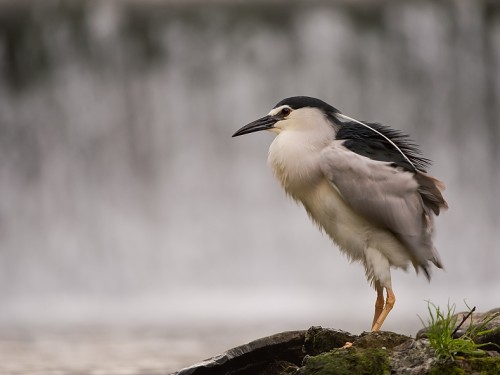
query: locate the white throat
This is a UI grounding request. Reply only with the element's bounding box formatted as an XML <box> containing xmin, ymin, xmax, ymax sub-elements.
<box><xmin>267</xmin><ymin>107</ymin><xmax>336</xmax><ymax>197</ymax></box>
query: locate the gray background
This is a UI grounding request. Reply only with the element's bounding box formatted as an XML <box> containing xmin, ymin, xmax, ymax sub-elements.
<box><xmin>0</xmin><ymin>0</ymin><xmax>499</xmax><ymax>373</ymax></box>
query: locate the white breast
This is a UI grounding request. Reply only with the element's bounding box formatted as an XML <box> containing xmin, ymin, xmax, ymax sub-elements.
<box><xmin>268</xmin><ymin>130</ymin><xmax>324</xmax><ymax>198</ymax></box>
<box><xmin>267</xmin><ymin>129</ymin><xmax>411</xmax><ymax>282</ymax></box>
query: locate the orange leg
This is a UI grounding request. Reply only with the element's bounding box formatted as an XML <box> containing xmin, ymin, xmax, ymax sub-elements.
<box><xmin>372</xmin><ymin>286</ymin><xmax>385</xmax><ymax>329</ymax></box>
<box><xmin>371</xmin><ymin>287</ymin><xmax>396</xmax><ymax>332</ymax></box>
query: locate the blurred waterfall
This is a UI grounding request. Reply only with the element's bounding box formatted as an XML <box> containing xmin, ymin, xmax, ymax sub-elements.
<box><xmin>0</xmin><ymin>0</ymin><xmax>499</xmax><ymax>334</ymax></box>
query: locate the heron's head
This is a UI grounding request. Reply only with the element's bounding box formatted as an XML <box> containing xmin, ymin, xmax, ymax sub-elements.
<box><xmin>232</xmin><ymin>96</ymin><xmax>341</xmax><ymax>137</ymax></box>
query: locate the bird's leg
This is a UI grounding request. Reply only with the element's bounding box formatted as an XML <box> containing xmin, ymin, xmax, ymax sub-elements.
<box><xmin>371</xmin><ymin>286</ymin><xmax>385</xmax><ymax>329</ymax></box>
<box><xmin>371</xmin><ymin>287</ymin><xmax>395</xmax><ymax>332</ymax></box>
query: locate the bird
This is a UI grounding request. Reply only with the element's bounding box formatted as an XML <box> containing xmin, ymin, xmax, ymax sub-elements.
<box><xmin>232</xmin><ymin>96</ymin><xmax>448</xmax><ymax>332</ymax></box>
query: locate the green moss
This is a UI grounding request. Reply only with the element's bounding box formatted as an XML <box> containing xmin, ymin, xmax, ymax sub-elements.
<box><xmin>355</xmin><ymin>331</ymin><xmax>411</xmax><ymax>350</ymax></box>
<box><xmin>429</xmin><ymin>356</ymin><xmax>500</xmax><ymax>374</ymax></box>
<box><xmin>466</xmin><ymin>356</ymin><xmax>500</xmax><ymax>373</ymax></box>
<box><xmin>303</xmin><ymin>327</ymin><xmax>355</xmax><ymax>356</ymax></box>
<box><xmin>429</xmin><ymin>362</ymin><xmax>465</xmax><ymax>375</ymax></box>
<box><xmin>301</xmin><ymin>348</ymin><xmax>389</xmax><ymax>375</ymax></box>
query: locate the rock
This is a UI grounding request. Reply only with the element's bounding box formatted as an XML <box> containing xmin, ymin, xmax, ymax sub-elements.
<box><xmin>297</xmin><ymin>347</ymin><xmax>389</xmax><ymax>375</ymax></box>
<box><xmin>389</xmin><ymin>338</ymin><xmax>437</xmax><ymax>375</ymax></box>
<box><xmin>173</xmin><ymin>310</ymin><xmax>500</xmax><ymax>375</ymax></box>
<box><xmin>172</xmin><ymin>330</ymin><xmax>306</xmax><ymax>375</ymax></box>
<box><xmin>467</xmin><ymin>308</ymin><xmax>500</xmax><ymax>352</ymax></box>
<box><xmin>303</xmin><ymin>326</ymin><xmax>355</xmax><ymax>356</ymax></box>
<box><xmin>354</xmin><ymin>331</ymin><xmax>411</xmax><ymax>350</ymax></box>
<box><xmin>171</xmin><ymin>329</ymin><xmax>415</xmax><ymax>375</ymax></box>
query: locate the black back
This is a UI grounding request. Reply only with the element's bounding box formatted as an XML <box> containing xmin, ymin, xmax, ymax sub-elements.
<box><xmin>336</xmin><ymin>121</ymin><xmax>430</xmax><ymax>172</ymax></box>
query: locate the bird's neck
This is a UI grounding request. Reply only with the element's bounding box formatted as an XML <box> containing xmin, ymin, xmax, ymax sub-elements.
<box><xmin>268</xmin><ymin>128</ymin><xmax>334</xmax><ymax>198</ymax></box>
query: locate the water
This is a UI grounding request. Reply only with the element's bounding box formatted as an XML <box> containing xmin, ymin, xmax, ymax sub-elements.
<box><xmin>0</xmin><ymin>0</ymin><xmax>499</xmax><ymax>373</ymax></box>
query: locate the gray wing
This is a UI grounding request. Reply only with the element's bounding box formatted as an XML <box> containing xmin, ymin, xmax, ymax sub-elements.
<box><xmin>319</xmin><ymin>142</ymin><xmax>446</xmax><ymax>274</ymax></box>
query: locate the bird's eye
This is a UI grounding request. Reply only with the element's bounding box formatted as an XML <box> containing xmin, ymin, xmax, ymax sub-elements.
<box><xmin>281</xmin><ymin>107</ymin><xmax>291</xmax><ymax>116</ymax></box>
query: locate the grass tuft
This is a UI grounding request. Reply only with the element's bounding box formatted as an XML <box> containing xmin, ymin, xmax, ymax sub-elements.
<box><xmin>419</xmin><ymin>301</ymin><xmax>500</xmax><ymax>361</ymax></box>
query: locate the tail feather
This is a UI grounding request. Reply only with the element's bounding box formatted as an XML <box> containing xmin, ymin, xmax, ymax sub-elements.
<box><xmin>414</xmin><ymin>171</ymin><xmax>448</xmax><ymax>215</ymax></box>
<box><xmin>414</xmin><ymin>171</ymin><xmax>447</xmax><ymax>280</ymax></box>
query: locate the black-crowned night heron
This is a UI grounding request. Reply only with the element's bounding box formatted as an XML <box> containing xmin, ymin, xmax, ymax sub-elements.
<box><xmin>232</xmin><ymin>96</ymin><xmax>448</xmax><ymax>331</ymax></box>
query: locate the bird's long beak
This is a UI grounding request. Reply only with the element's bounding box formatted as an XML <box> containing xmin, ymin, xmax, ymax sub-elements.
<box><xmin>232</xmin><ymin>115</ymin><xmax>278</xmax><ymax>137</ymax></box>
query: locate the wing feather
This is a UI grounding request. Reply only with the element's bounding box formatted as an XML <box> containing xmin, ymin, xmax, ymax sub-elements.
<box><xmin>334</xmin><ymin>115</ymin><xmax>431</xmax><ymax>172</ymax></box>
<box><xmin>320</xmin><ymin>142</ymin><xmax>445</xmax><ymax>272</ymax></box>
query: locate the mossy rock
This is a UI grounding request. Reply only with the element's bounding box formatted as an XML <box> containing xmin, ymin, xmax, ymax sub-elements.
<box><xmin>303</xmin><ymin>326</ymin><xmax>356</xmax><ymax>356</ymax></box>
<box><xmin>174</xmin><ymin>322</ymin><xmax>500</xmax><ymax>374</ymax></box>
<box><xmin>429</xmin><ymin>356</ymin><xmax>500</xmax><ymax>375</ymax></box>
<box><xmin>298</xmin><ymin>347</ymin><xmax>389</xmax><ymax>375</ymax></box>
<box><xmin>354</xmin><ymin>331</ymin><xmax>411</xmax><ymax>350</ymax></box>
<box><xmin>466</xmin><ymin>356</ymin><xmax>500</xmax><ymax>373</ymax></box>
<box><xmin>428</xmin><ymin>362</ymin><xmax>465</xmax><ymax>375</ymax></box>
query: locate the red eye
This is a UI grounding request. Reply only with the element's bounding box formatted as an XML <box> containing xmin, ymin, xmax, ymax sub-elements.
<box><xmin>281</xmin><ymin>107</ymin><xmax>291</xmax><ymax>116</ymax></box>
